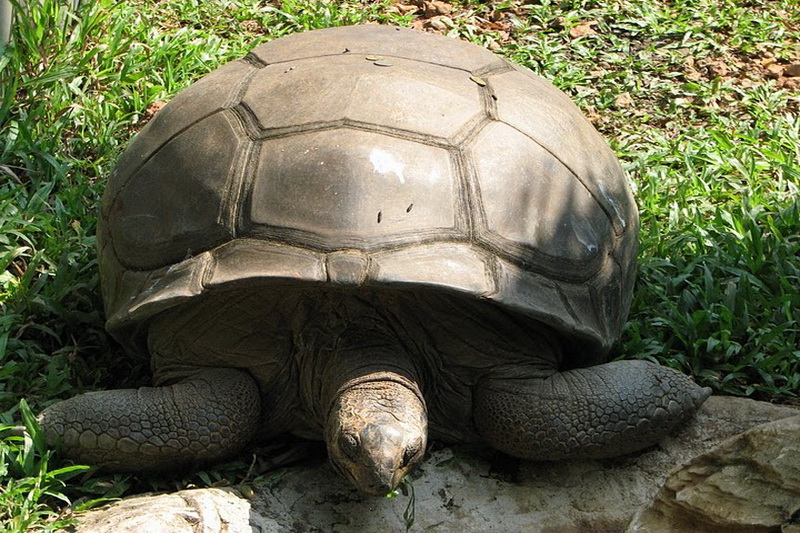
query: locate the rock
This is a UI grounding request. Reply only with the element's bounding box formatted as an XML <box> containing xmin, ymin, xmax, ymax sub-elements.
<box><xmin>628</xmin><ymin>414</ymin><xmax>800</xmax><ymax>533</ymax></box>
<box><xmin>74</xmin><ymin>487</ymin><xmax>265</xmax><ymax>532</ymax></box>
<box><xmin>74</xmin><ymin>397</ymin><xmax>798</xmax><ymax>533</ymax></box>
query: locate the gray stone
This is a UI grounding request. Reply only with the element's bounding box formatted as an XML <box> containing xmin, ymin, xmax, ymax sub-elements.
<box><xmin>74</xmin><ymin>396</ymin><xmax>799</xmax><ymax>532</ymax></box>
<box><xmin>628</xmin><ymin>413</ymin><xmax>800</xmax><ymax>533</ymax></box>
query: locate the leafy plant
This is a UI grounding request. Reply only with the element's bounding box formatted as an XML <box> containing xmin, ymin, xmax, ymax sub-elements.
<box><xmin>386</xmin><ymin>477</ymin><xmax>417</xmax><ymax>531</ymax></box>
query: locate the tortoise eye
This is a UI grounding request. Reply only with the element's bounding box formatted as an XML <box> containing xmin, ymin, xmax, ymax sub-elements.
<box><xmin>402</xmin><ymin>442</ymin><xmax>421</xmax><ymax>467</ymax></box>
<box><xmin>338</xmin><ymin>433</ymin><xmax>360</xmax><ymax>461</ymax></box>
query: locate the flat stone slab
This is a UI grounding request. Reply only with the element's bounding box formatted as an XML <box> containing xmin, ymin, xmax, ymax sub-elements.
<box><xmin>75</xmin><ymin>396</ymin><xmax>799</xmax><ymax>532</ymax></box>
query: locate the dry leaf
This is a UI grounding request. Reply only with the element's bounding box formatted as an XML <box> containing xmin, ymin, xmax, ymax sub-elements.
<box><xmin>391</xmin><ymin>3</ymin><xmax>419</xmax><ymax>15</ymax></box>
<box><xmin>570</xmin><ymin>21</ymin><xmax>597</xmax><ymax>38</ymax></box>
<box><xmin>141</xmin><ymin>101</ymin><xmax>166</xmax><ymax>125</ymax></box>
<box><xmin>704</xmin><ymin>60</ymin><xmax>728</xmax><ymax>78</ymax></box>
<box><xmin>684</xmin><ymin>68</ymin><xmax>703</xmax><ymax>82</ymax></box>
<box><xmin>584</xmin><ymin>105</ymin><xmax>601</xmax><ymax>125</ymax></box>
<box><xmin>760</xmin><ymin>56</ymin><xmax>777</xmax><ymax>67</ymax></box>
<box><xmin>784</xmin><ymin>64</ymin><xmax>800</xmax><ymax>77</ymax></box>
<box><xmin>425</xmin><ymin>16</ymin><xmax>451</xmax><ymax>32</ymax></box>
<box><xmin>778</xmin><ymin>77</ymin><xmax>800</xmax><ymax>90</ymax></box>
<box><xmin>423</xmin><ymin>0</ymin><xmax>452</xmax><ymax>18</ymax></box>
<box><xmin>765</xmin><ymin>63</ymin><xmax>784</xmax><ymax>78</ymax></box>
<box><xmin>614</xmin><ymin>92</ymin><xmax>634</xmax><ymax>108</ymax></box>
<box><xmin>469</xmin><ymin>75</ymin><xmax>487</xmax><ymax>86</ymax></box>
<box><xmin>241</xmin><ymin>20</ymin><xmax>261</xmax><ymax>33</ymax></box>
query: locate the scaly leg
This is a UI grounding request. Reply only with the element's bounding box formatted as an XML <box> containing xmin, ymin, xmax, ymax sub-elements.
<box><xmin>474</xmin><ymin>360</ymin><xmax>710</xmax><ymax>459</ymax></box>
<box><xmin>38</xmin><ymin>368</ymin><xmax>260</xmax><ymax>471</ymax></box>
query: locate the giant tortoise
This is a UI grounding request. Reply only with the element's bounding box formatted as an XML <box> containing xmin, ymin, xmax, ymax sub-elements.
<box><xmin>40</xmin><ymin>25</ymin><xmax>710</xmax><ymax>496</ymax></box>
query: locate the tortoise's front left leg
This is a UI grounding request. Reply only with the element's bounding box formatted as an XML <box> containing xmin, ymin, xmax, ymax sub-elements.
<box><xmin>474</xmin><ymin>360</ymin><xmax>710</xmax><ymax>460</ymax></box>
<box><xmin>38</xmin><ymin>368</ymin><xmax>260</xmax><ymax>471</ymax></box>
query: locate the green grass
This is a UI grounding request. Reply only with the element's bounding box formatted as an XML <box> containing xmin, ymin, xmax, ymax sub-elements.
<box><xmin>1</xmin><ymin>0</ymin><xmax>798</xmax><ymax>528</ymax></box>
<box><xmin>0</xmin><ymin>400</ymin><xmax>94</xmax><ymax>531</ymax></box>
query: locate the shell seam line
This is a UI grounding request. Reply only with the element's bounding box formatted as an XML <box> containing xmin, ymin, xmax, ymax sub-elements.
<box><xmin>449</xmin><ymin>112</ymin><xmax>494</xmax><ymax>147</ymax></box>
<box><xmin>239</xmin><ymin>227</ymin><xmax>467</xmax><ymax>253</ymax></box>
<box><xmin>471</xmin><ymin>60</ymin><xmax>515</xmax><ymax>78</ymax></box>
<box><xmin>113</xmin><ymin>109</ymin><xmax>222</xmax><ymax>197</ymax></box>
<box><xmin>220</xmin><ymin>130</ymin><xmax>258</xmax><ymax>239</ymax></box>
<box><xmin>484</xmin><ymin>253</ymin><xmax>500</xmax><ymax>298</ymax></box>
<box><xmin>226</xmin><ymin>61</ymin><xmax>261</xmax><ymax>107</ymax></box>
<box><xmin>505</xmin><ymin>122</ymin><xmax>622</xmax><ymax>237</ymax></box>
<box><xmin>243</xmin><ymin>51</ymin><xmax>268</xmax><ymax>67</ymax></box>
<box><xmin>555</xmin><ymin>283</ymin><xmax>581</xmax><ymax>326</ymax></box>
<box><xmin>198</xmin><ymin>250</ymin><xmax>216</xmax><ymax>291</ymax></box>
<box><xmin>207</xmin><ymin>236</ymin><xmax>480</xmax><ymax>262</ymax></box>
<box><xmin>474</xmin><ymin>234</ymin><xmax>599</xmax><ymax>284</ymax></box>
<box><xmin>449</xmin><ymin>148</ymin><xmax>480</xmax><ymax>239</ymax></box>
<box><xmin>233</xmin><ymin>112</ymin><xmax>457</xmax><ymax>148</ymax></box>
<box><xmin>243</xmin><ymin>51</ymin><xmax>495</xmax><ymax>75</ymax></box>
<box><xmin>114</xmin><ymin>61</ymin><xmax>259</xmax><ymax>197</ymax></box>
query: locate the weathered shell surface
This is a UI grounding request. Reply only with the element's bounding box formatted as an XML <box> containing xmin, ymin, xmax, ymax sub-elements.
<box><xmin>99</xmin><ymin>25</ymin><xmax>638</xmax><ymax>361</ymax></box>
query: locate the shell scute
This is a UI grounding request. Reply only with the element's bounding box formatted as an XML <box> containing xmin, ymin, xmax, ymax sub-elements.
<box><xmin>469</xmin><ymin>121</ymin><xmax>612</xmax><ymax>278</ymax></box>
<box><xmin>490</xmin><ymin>70</ymin><xmax>633</xmax><ymax>235</ymax></box>
<box><xmin>246</xmin><ymin>129</ymin><xmax>458</xmax><ymax>249</ymax></box>
<box><xmin>108</xmin><ymin>112</ymin><xmax>243</xmax><ymax>271</ymax></box>
<box><xmin>242</xmin><ymin>56</ymin><xmax>483</xmax><ymax>139</ymax></box>
<box><xmin>108</xmin><ymin>60</ymin><xmax>254</xmax><ymax>202</ymax></box>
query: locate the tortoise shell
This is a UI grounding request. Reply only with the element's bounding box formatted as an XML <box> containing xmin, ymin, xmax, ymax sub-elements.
<box><xmin>98</xmin><ymin>24</ymin><xmax>638</xmax><ymax>363</ymax></box>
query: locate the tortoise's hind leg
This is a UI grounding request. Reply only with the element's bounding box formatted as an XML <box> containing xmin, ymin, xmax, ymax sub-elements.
<box><xmin>38</xmin><ymin>368</ymin><xmax>260</xmax><ymax>471</ymax></box>
<box><xmin>474</xmin><ymin>360</ymin><xmax>710</xmax><ymax>460</ymax></box>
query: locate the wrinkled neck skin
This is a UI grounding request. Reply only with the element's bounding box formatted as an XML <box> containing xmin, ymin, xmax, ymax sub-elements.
<box><xmin>315</xmin><ymin>322</ymin><xmax>428</xmax><ymax>496</ymax></box>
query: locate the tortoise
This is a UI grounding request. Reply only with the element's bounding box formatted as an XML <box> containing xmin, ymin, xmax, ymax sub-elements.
<box><xmin>39</xmin><ymin>25</ymin><xmax>710</xmax><ymax>496</ymax></box>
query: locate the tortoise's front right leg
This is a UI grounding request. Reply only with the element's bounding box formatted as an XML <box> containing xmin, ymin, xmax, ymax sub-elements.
<box><xmin>38</xmin><ymin>368</ymin><xmax>260</xmax><ymax>471</ymax></box>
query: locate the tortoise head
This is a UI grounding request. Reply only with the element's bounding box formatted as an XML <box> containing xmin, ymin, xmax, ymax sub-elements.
<box><xmin>325</xmin><ymin>376</ymin><xmax>427</xmax><ymax>496</ymax></box>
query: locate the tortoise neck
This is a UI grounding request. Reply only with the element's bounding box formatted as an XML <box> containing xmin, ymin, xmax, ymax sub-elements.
<box><xmin>323</xmin><ymin>345</ymin><xmax>424</xmax><ymax>417</ymax></box>
<box><xmin>301</xmin><ymin>315</ymin><xmax>425</xmax><ymax>426</ymax></box>
<box><xmin>329</xmin><ymin>371</ymin><xmax>426</xmax><ymax>414</ymax></box>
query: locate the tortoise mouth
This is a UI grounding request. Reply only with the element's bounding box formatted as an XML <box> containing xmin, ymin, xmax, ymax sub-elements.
<box><xmin>329</xmin><ymin>454</ymin><xmax>405</xmax><ymax>497</ymax></box>
<box><xmin>328</xmin><ymin>427</ymin><xmax>424</xmax><ymax>497</ymax></box>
